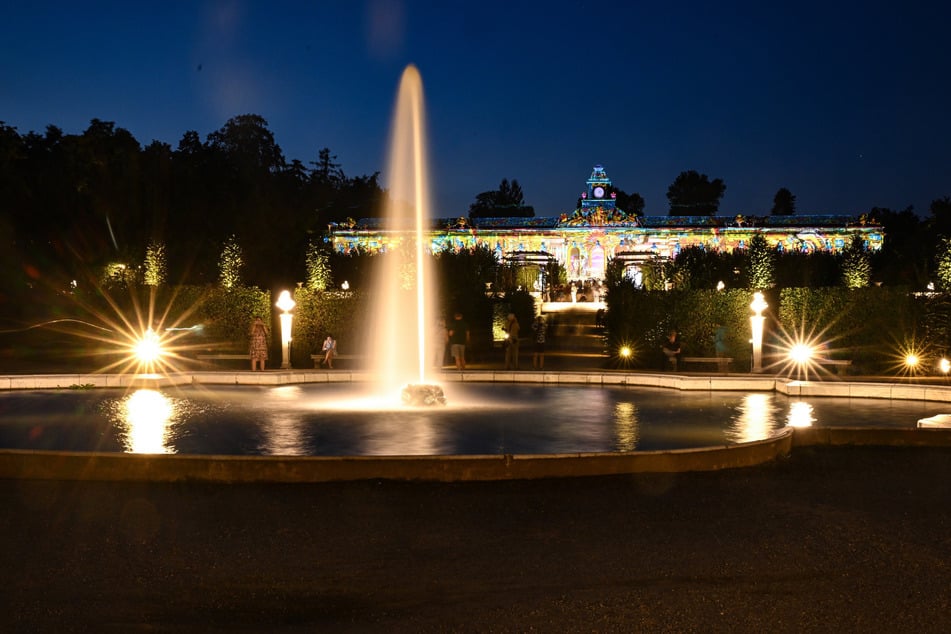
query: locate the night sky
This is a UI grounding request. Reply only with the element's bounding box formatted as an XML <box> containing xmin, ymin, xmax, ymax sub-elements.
<box><xmin>2</xmin><ymin>1</ymin><xmax>949</xmax><ymax>218</ymax></box>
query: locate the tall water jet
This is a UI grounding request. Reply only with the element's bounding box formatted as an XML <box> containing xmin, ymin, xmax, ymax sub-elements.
<box><xmin>368</xmin><ymin>64</ymin><xmax>438</xmax><ymax>399</ymax></box>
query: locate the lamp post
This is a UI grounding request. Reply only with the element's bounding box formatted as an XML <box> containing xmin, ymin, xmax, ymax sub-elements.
<box><xmin>276</xmin><ymin>290</ymin><xmax>296</xmax><ymax>369</ymax></box>
<box><xmin>750</xmin><ymin>292</ymin><xmax>768</xmax><ymax>373</ymax></box>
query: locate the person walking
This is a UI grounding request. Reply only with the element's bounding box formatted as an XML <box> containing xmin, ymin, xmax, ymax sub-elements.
<box><xmin>249</xmin><ymin>317</ymin><xmax>269</xmax><ymax>371</ymax></box>
<box><xmin>531</xmin><ymin>314</ymin><xmax>547</xmax><ymax>370</ymax></box>
<box><xmin>504</xmin><ymin>313</ymin><xmax>521</xmax><ymax>370</ymax></box>
<box><xmin>448</xmin><ymin>312</ymin><xmax>470</xmax><ymax>371</ymax></box>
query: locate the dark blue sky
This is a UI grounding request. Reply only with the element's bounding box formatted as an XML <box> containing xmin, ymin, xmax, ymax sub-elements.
<box><xmin>2</xmin><ymin>1</ymin><xmax>949</xmax><ymax>217</ymax></box>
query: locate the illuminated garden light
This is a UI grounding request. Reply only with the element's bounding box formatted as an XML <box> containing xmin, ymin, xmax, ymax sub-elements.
<box><xmin>750</xmin><ymin>292</ymin><xmax>768</xmax><ymax>373</ymax></box>
<box><xmin>276</xmin><ymin>290</ymin><xmax>297</xmax><ymax>369</ymax></box>
<box><xmin>940</xmin><ymin>358</ymin><xmax>950</xmax><ymax>374</ymax></box>
<box><xmin>788</xmin><ymin>343</ymin><xmax>815</xmax><ymax>365</ymax></box>
<box><xmin>612</xmin><ymin>343</ymin><xmax>636</xmax><ymax>369</ymax></box>
<box><xmin>134</xmin><ymin>327</ymin><xmax>164</xmax><ymax>364</ymax></box>
<box><xmin>889</xmin><ymin>339</ymin><xmax>929</xmax><ymax>376</ymax></box>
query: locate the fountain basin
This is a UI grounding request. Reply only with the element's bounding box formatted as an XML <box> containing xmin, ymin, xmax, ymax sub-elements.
<box><xmin>3</xmin><ymin>372</ymin><xmax>951</xmax><ymax>482</ymax></box>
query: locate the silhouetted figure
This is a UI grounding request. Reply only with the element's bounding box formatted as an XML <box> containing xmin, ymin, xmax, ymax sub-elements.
<box><xmin>531</xmin><ymin>315</ymin><xmax>547</xmax><ymax>370</ymax></box>
<box><xmin>448</xmin><ymin>312</ymin><xmax>470</xmax><ymax>370</ymax></box>
<box><xmin>662</xmin><ymin>329</ymin><xmax>682</xmax><ymax>371</ymax></box>
<box><xmin>504</xmin><ymin>313</ymin><xmax>521</xmax><ymax>370</ymax></box>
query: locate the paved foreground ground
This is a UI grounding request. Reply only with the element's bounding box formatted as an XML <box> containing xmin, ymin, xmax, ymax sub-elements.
<box><xmin>3</xmin><ymin>446</ymin><xmax>951</xmax><ymax>632</ymax></box>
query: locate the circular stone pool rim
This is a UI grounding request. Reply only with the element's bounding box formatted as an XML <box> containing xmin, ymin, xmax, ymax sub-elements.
<box><xmin>3</xmin><ymin>369</ymin><xmax>951</xmax><ymax>483</ymax></box>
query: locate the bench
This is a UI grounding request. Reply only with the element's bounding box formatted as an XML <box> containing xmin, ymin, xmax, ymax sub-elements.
<box><xmin>310</xmin><ymin>354</ymin><xmax>364</xmax><ymax>368</ymax></box>
<box><xmin>681</xmin><ymin>356</ymin><xmax>733</xmax><ymax>373</ymax></box>
<box><xmin>197</xmin><ymin>353</ymin><xmax>249</xmax><ymax>362</ymax></box>
<box><xmin>815</xmin><ymin>358</ymin><xmax>852</xmax><ymax>375</ymax></box>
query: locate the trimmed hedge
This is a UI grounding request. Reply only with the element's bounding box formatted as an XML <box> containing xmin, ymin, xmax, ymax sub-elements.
<box><xmin>605</xmin><ymin>286</ymin><xmax>752</xmax><ymax>370</ymax></box>
<box><xmin>605</xmin><ymin>285</ymin><xmax>951</xmax><ymax>374</ymax></box>
<box><xmin>776</xmin><ymin>287</ymin><xmax>928</xmax><ymax>374</ymax></box>
<box><xmin>289</xmin><ymin>289</ymin><xmax>369</xmax><ymax>366</ymax></box>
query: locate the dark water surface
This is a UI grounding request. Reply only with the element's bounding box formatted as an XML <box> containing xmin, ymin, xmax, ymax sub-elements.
<box><xmin>0</xmin><ymin>383</ymin><xmax>941</xmax><ymax>456</ymax></box>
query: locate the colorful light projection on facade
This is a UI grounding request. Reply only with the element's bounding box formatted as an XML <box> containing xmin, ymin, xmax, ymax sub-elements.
<box><xmin>330</xmin><ymin>166</ymin><xmax>884</xmax><ymax>282</ymax></box>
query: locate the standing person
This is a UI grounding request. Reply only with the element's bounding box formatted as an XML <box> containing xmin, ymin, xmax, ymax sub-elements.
<box><xmin>713</xmin><ymin>324</ymin><xmax>729</xmax><ymax>357</ymax></box>
<box><xmin>432</xmin><ymin>316</ymin><xmax>448</xmax><ymax>369</ymax></box>
<box><xmin>662</xmin><ymin>329</ymin><xmax>682</xmax><ymax>371</ymax></box>
<box><xmin>448</xmin><ymin>312</ymin><xmax>470</xmax><ymax>371</ymax></box>
<box><xmin>249</xmin><ymin>316</ymin><xmax>268</xmax><ymax>371</ymax></box>
<box><xmin>531</xmin><ymin>314</ymin><xmax>547</xmax><ymax>370</ymax></box>
<box><xmin>321</xmin><ymin>334</ymin><xmax>337</xmax><ymax>369</ymax></box>
<box><xmin>504</xmin><ymin>313</ymin><xmax>521</xmax><ymax>370</ymax></box>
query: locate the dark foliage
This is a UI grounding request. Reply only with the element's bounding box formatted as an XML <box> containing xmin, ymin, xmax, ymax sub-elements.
<box><xmin>468</xmin><ymin>178</ymin><xmax>534</xmax><ymax>218</ymax></box>
<box><xmin>771</xmin><ymin>187</ymin><xmax>796</xmax><ymax>215</ymax></box>
<box><xmin>0</xmin><ymin>116</ymin><xmax>385</xmax><ymax>295</ymax></box>
<box><xmin>667</xmin><ymin>170</ymin><xmax>726</xmax><ymax>216</ymax></box>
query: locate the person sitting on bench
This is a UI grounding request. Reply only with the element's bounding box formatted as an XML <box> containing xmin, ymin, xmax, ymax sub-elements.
<box><xmin>662</xmin><ymin>329</ymin><xmax>682</xmax><ymax>371</ymax></box>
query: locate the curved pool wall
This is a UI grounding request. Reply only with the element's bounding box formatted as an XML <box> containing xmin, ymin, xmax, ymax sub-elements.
<box><xmin>6</xmin><ymin>369</ymin><xmax>951</xmax><ymax>403</ymax></box>
<box><xmin>3</xmin><ymin>369</ymin><xmax>951</xmax><ymax>483</ymax></box>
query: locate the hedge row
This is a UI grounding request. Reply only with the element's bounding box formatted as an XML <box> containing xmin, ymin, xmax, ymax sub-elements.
<box><xmin>605</xmin><ymin>286</ymin><xmax>951</xmax><ymax>374</ymax></box>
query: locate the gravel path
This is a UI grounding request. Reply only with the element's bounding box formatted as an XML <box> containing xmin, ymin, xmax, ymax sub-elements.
<box><xmin>3</xmin><ymin>445</ymin><xmax>951</xmax><ymax>632</ymax></box>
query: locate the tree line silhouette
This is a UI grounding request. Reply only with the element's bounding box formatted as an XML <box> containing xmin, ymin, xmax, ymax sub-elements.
<box><xmin>0</xmin><ymin>115</ymin><xmax>385</xmax><ymax>290</ymax></box>
<box><xmin>2</xmin><ymin>114</ymin><xmax>950</xmax><ymax>297</ymax></box>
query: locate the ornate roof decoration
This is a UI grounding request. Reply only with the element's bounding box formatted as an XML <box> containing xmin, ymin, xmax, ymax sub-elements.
<box><xmin>558</xmin><ymin>205</ymin><xmax>640</xmax><ymax>227</ymax></box>
<box><xmin>344</xmin><ymin>214</ymin><xmax>876</xmax><ymax>231</ymax></box>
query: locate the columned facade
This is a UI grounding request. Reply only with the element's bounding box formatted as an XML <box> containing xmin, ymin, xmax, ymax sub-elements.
<box><xmin>330</xmin><ymin>166</ymin><xmax>884</xmax><ymax>284</ymax></box>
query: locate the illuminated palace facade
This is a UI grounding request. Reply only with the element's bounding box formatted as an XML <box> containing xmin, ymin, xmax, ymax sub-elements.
<box><xmin>330</xmin><ymin>165</ymin><xmax>884</xmax><ymax>282</ymax></box>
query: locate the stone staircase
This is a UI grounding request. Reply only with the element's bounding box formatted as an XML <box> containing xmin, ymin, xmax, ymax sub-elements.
<box><xmin>540</xmin><ymin>303</ymin><xmax>607</xmax><ymax>361</ymax></box>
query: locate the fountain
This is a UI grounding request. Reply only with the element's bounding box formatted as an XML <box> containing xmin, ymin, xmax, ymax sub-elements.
<box><xmin>368</xmin><ymin>64</ymin><xmax>444</xmax><ymax>406</ymax></box>
<box><xmin>6</xmin><ymin>67</ymin><xmax>951</xmax><ymax>481</ymax></box>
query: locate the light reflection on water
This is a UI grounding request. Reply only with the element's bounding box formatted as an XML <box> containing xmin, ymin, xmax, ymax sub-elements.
<box><xmin>787</xmin><ymin>401</ymin><xmax>817</xmax><ymax>428</ymax></box>
<box><xmin>727</xmin><ymin>394</ymin><xmax>778</xmax><ymax>444</ymax></box>
<box><xmin>0</xmin><ymin>383</ymin><xmax>942</xmax><ymax>456</ymax></box>
<box><xmin>120</xmin><ymin>389</ymin><xmax>176</xmax><ymax>454</ymax></box>
<box><xmin>614</xmin><ymin>401</ymin><xmax>639</xmax><ymax>452</ymax></box>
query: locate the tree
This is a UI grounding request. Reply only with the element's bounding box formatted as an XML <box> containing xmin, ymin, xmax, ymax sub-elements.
<box><xmin>928</xmin><ymin>196</ymin><xmax>951</xmax><ymax>239</ymax></box>
<box><xmin>77</xmin><ymin>119</ymin><xmax>144</xmax><ymax>260</ymax></box>
<box><xmin>840</xmin><ymin>234</ymin><xmax>871</xmax><ymax>288</ymax></box>
<box><xmin>667</xmin><ymin>247</ymin><xmax>744</xmax><ymax>290</ymax></box>
<box><xmin>305</xmin><ymin>240</ymin><xmax>332</xmax><ymax>291</ymax></box>
<box><xmin>666</xmin><ymin>170</ymin><xmax>725</xmax><ymax>216</ymax></box>
<box><xmin>143</xmin><ymin>240</ymin><xmax>167</xmax><ymax>286</ymax></box>
<box><xmin>497</xmin><ymin>178</ymin><xmax>523</xmax><ymax>207</ymax></box>
<box><xmin>868</xmin><ymin>206</ymin><xmax>929</xmax><ymax>287</ymax></box>
<box><xmin>771</xmin><ymin>188</ymin><xmax>796</xmax><ymax>215</ymax></box>
<box><xmin>218</xmin><ymin>235</ymin><xmax>244</xmax><ymax>289</ymax></box>
<box><xmin>613</xmin><ymin>189</ymin><xmax>645</xmax><ymax>216</ymax></box>
<box><xmin>310</xmin><ymin>147</ymin><xmax>344</xmax><ymax>186</ymax></box>
<box><xmin>468</xmin><ymin>178</ymin><xmax>533</xmax><ymax>218</ymax></box>
<box><xmin>206</xmin><ymin>114</ymin><xmax>284</xmax><ymax>174</ymax></box>
<box><xmin>935</xmin><ymin>237</ymin><xmax>951</xmax><ymax>292</ymax></box>
<box><xmin>746</xmin><ymin>233</ymin><xmax>775</xmax><ymax>289</ymax></box>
